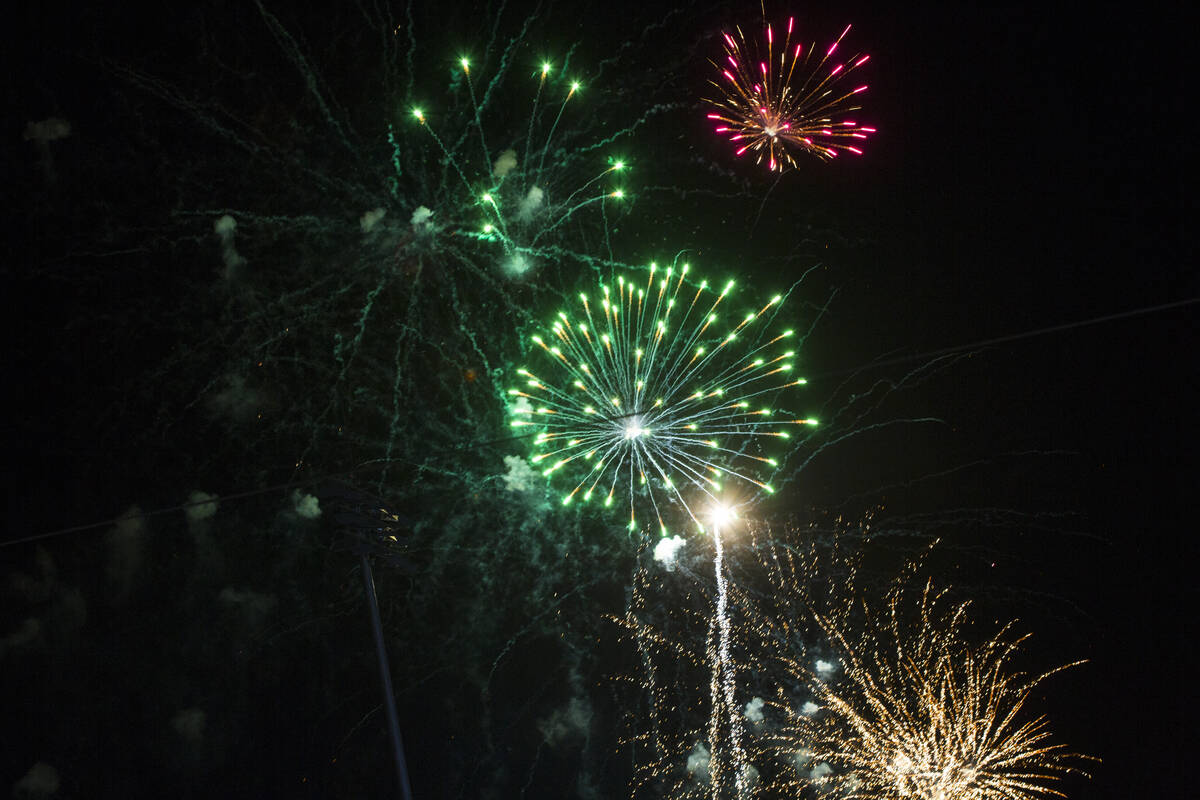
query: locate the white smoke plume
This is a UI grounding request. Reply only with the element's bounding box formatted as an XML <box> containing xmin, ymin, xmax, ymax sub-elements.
<box><xmin>410</xmin><ymin>205</ymin><xmax>433</xmax><ymax>229</ymax></box>
<box><xmin>509</xmin><ymin>395</ymin><xmax>533</xmax><ymax>416</ymax></box>
<box><xmin>185</xmin><ymin>490</ymin><xmax>219</xmax><ymax>523</ymax></box>
<box><xmin>744</xmin><ymin>696</ymin><xmax>765</xmax><ymax>724</ymax></box>
<box><xmin>501</xmin><ymin>252</ymin><xmax>533</xmax><ymax>277</ymax></box>
<box><xmin>517</xmin><ymin>186</ymin><xmax>544</xmax><ymax>220</ymax></box>
<box><xmin>23</xmin><ymin>117</ymin><xmax>71</xmax><ymax>185</ymax></box>
<box><xmin>23</xmin><ymin>118</ymin><xmax>71</xmax><ymax>143</ymax></box>
<box><xmin>537</xmin><ymin>696</ymin><xmax>593</xmax><ymax>747</ymax></box>
<box><xmin>653</xmin><ymin>535</ymin><xmax>686</xmax><ymax>570</ymax></box>
<box><xmin>290</xmin><ymin>489</ymin><xmax>321</xmax><ymax>519</ymax></box>
<box><xmin>502</xmin><ymin>455</ymin><xmax>539</xmax><ymax>494</ymax></box>
<box><xmin>12</xmin><ymin>761</ymin><xmax>59</xmax><ymax>799</ymax></box>
<box><xmin>686</xmin><ymin>742</ymin><xmax>711</xmax><ymax>783</ymax></box>
<box><xmin>360</xmin><ymin>207</ymin><xmax>387</xmax><ymax>233</ymax></box>
<box><xmin>219</xmin><ymin>587</ymin><xmax>278</xmax><ymax>627</ymax></box>
<box><xmin>213</xmin><ymin>214</ymin><xmax>246</xmax><ymax>279</ymax></box>
<box><xmin>210</xmin><ymin>374</ymin><xmax>261</xmax><ymax>422</ymax></box>
<box><xmin>493</xmin><ymin>148</ymin><xmax>518</xmax><ymax>177</ymax></box>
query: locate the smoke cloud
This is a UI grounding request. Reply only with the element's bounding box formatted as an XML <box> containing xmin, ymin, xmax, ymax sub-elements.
<box><xmin>493</xmin><ymin>148</ymin><xmax>517</xmax><ymax>177</ymax></box>
<box><xmin>213</xmin><ymin>215</ymin><xmax>246</xmax><ymax>279</ymax></box>
<box><xmin>502</xmin><ymin>455</ymin><xmax>540</xmax><ymax>494</ymax></box>
<box><xmin>653</xmin><ymin>535</ymin><xmax>687</xmax><ymax>570</ymax></box>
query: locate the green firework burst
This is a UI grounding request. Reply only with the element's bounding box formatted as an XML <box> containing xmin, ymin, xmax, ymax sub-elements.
<box><xmin>509</xmin><ymin>260</ymin><xmax>815</xmax><ymax>534</ymax></box>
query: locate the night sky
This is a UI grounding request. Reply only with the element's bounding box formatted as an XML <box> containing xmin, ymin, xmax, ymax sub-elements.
<box><xmin>4</xmin><ymin>1</ymin><xmax>1189</xmax><ymax>798</ymax></box>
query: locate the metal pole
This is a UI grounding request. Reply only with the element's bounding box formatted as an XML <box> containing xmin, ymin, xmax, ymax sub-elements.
<box><xmin>360</xmin><ymin>552</ymin><xmax>414</xmax><ymax>799</ymax></box>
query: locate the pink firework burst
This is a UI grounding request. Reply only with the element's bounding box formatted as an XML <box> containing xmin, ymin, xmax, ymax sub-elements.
<box><xmin>705</xmin><ymin>18</ymin><xmax>875</xmax><ymax>171</ymax></box>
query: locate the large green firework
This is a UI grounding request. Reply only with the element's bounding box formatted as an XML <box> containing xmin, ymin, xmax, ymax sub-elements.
<box><xmin>509</xmin><ymin>260</ymin><xmax>815</xmax><ymax>534</ymax></box>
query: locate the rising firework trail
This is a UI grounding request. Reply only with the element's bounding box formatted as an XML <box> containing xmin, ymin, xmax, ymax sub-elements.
<box><xmin>704</xmin><ymin>506</ymin><xmax>749</xmax><ymax>799</ymax></box>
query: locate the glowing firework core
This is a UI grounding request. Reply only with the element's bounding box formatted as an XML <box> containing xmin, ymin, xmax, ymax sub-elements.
<box><xmin>706</xmin><ymin>502</ymin><xmax>736</xmax><ymax>529</ymax></box>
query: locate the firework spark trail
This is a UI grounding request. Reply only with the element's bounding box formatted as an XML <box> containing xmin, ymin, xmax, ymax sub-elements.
<box><xmin>706</xmin><ymin>17</ymin><xmax>875</xmax><ymax>171</ymax></box>
<box><xmin>709</xmin><ymin>523</ymin><xmax>748</xmax><ymax>799</ymax></box>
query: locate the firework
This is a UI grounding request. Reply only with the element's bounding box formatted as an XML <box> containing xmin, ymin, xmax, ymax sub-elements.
<box><xmin>706</xmin><ymin>18</ymin><xmax>875</xmax><ymax>171</ymax></box>
<box><xmin>745</xmin><ymin>542</ymin><xmax>1092</xmax><ymax>798</ymax></box>
<box><xmin>411</xmin><ymin>61</ymin><xmax>628</xmax><ymax>276</ymax></box>
<box><xmin>509</xmin><ymin>261</ymin><xmax>813</xmax><ymax>533</ymax></box>
<box><xmin>799</xmin><ymin>583</ymin><xmax>1090</xmax><ymax>798</ymax></box>
<box><xmin>618</xmin><ymin>531</ymin><xmax>1091</xmax><ymax>799</ymax></box>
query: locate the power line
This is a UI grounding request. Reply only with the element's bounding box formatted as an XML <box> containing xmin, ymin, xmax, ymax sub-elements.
<box><xmin>8</xmin><ymin>295</ymin><xmax>1194</xmax><ymax>549</ymax></box>
<box><xmin>817</xmin><ymin>296</ymin><xmax>1198</xmax><ymax>379</ymax></box>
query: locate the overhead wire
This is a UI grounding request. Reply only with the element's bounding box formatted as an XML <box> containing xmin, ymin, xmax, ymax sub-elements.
<box><xmin>7</xmin><ymin>295</ymin><xmax>1193</xmax><ymax>549</ymax></box>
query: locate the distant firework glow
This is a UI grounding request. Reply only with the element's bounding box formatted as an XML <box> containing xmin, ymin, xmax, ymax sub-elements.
<box><xmin>706</xmin><ymin>18</ymin><xmax>875</xmax><ymax>171</ymax></box>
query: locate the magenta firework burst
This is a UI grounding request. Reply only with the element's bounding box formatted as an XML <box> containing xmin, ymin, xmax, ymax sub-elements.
<box><xmin>706</xmin><ymin>18</ymin><xmax>875</xmax><ymax>171</ymax></box>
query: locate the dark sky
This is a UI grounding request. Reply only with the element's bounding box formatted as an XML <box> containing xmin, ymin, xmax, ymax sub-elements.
<box><xmin>3</xmin><ymin>1</ymin><xmax>1190</xmax><ymax>798</ymax></box>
